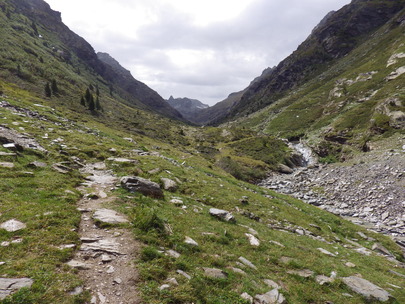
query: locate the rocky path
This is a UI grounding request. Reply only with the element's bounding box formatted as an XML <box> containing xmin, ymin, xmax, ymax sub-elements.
<box><xmin>68</xmin><ymin>162</ymin><xmax>141</xmax><ymax>304</ymax></box>
<box><xmin>260</xmin><ymin>137</ymin><xmax>405</xmax><ymax>252</ymax></box>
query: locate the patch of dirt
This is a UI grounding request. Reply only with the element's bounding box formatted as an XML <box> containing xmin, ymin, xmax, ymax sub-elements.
<box><xmin>72</xmin><ymin>162</ymin><xmax>142</xmax><ymax>304</ymax></box>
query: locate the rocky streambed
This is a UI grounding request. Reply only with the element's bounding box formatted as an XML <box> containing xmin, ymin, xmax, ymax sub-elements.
<box><xmin>260</xmin><ymin>138</ymin><xmax>405</xmax><ymax>252</ymax></box>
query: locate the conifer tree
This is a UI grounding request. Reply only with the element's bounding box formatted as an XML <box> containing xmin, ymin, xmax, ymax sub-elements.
<box><xmin>80</xmin><ymin>96</ymin><xmax>86</xmax><ymax>106</ymax></box>
<box><xmin>45</xmin><ymin>82</ymin><xmax>51</xmax><ymax>97</ymax></box>
<box><xmin>51</xmin><ymin>79</ymin><xmax>59</xmax><ymax>95</ymax></box>
<box><xmin>88</xmin><ymin>94</ymin><xmax>95</xmax><ymax>111</ymax></box>
<box><xmin>85</xmin><ymin>88</ymin><xmax>91</xmax><ymax>103</ymax></box>
<box><xmin>95</xmin><ymin>96</ymin><xmax>101</xmax><ymax>110</ymax></box>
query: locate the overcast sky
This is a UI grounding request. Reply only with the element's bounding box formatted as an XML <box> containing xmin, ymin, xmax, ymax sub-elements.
<box><xmin>46</xmin><ymin>0</ymin><xmax>350</xmax><ymax>106</ymax></box>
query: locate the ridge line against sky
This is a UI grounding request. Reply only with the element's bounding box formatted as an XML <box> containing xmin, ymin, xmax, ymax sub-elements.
<box><xmin>46</xmin><ymin>0</ymin><xmax>351</xmax><ymax>106</ymax></box>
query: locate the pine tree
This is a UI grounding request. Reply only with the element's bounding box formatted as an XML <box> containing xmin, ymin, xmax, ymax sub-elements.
<box><xmin>51</xmin><ymin>79</ymin><xmax>59</xmax><ymax>95</ymax></box>
<box><xmin>45</xmin><ymin>83</ymin><xmax>51</xmax><ymax>97</ymax></box>
<box><xmin>80</xmin><ymin>96</ymin><xmax>86</xmax><ymax>106</ymax></box>
<box><xmin>88</xmin><ymin>94</ymin><xmax>95</xmax><ymax>111</ymax></box>
<box><xmin>85</xmin><ymin>88</ymin><xmax>91</xmax><ymax>103</ymax></box>
<box><xmin>96</xmin><ymin>86</ymin><xmax>100</xmax><ymax>97</ymax></box>
<box><xmin>95</xmin><ymin>96</ymin><xmax>101</xmax><ymax>110</ymax></box>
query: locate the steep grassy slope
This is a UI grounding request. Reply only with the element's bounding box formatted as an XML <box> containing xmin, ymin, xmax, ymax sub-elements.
<box><xmin>0</xmin><ymin>0</ymin><xmax>183</xmax><ymax>120</ymax></box>
<box><xmin>229</xmin><ymin>6</ymin><xmax>405</xmax><ymax>162</ymax></box>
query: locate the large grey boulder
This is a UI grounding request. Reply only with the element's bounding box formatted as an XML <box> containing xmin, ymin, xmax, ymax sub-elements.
<box><xmin>121</xmin><ymin>176</ymin><xmax>164</xmax><ymax>199</ymax></box>
<box><xmin>342</xmin><ymin>276</ymin><xmax>391</xmax><ymax>302</ymax></box>
<box><xmin>209</xmin><ymin>208</ymin><xmax>235</xmax><ymax>222</ymax></box>
<box><xmin>0</xmin><ymin>278</ymin><xmax>34</xmax><ymax>300</ymax></box>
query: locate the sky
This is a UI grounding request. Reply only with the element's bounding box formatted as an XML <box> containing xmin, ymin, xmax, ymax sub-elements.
<box><xmin>45</xmin><ymin>0</ymin><xmax>351</xmax><ymax>106</ymax></box>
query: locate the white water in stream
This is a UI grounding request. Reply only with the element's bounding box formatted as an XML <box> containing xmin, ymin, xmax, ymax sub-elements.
<box><xmin>289</xmin><ymin>142</ymin><xmax>318</xmax><ymax>167</ymax></box>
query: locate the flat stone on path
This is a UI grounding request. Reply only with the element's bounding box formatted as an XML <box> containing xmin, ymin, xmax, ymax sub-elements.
<box><xmin>80</xmin><ymin>238</ymin><xmax>125</xmax><ymax>255</ymax></box>
<box><xmin>0</xmin><ymin>219</ymin><xmax>26</xmax><ymax>232</ymax></box>
<box><xmin>0</xmin><ymin>278</ymin><xmax>34</xmax><ymax>300</ymax></box>
<box><xmin>342</xmin><ymin>276</ymin><xmax>391</xmax><ymax>302</ymax></box>
<box><xmin>67</xmin><ymin>260</ymin><xmax>91</xmax><ymax>270</ymax></box>
<box><xmin>93</xmin><ymin>209</ymin><xmax>129</xmax><ymax>225</ymax></box>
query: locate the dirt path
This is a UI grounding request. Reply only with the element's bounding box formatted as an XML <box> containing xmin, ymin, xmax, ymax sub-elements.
<box><xmin>70</xmin><ymin>162</ymin><xmax>141</xmax><ymax>304</ymax></box>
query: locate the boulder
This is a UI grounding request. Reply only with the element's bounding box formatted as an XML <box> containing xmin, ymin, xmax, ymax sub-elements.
<box><xmin>342</xmin><ymin>276</ymin><xmax>391</xmax><ymax>302</ymax></box>
<box><xmin>161</xmin><ymin>178</ymin><xmax>178</xmax><ymax>192</ymax></box>
<box><xmin>121</xmin><ymin>176</ymin><xmax>164</xmax><ymax>199</ymax></box>
<box><xmin>278</xmin><ymin>164</ymin><xmax>294</xmax><ymax>174</ymax></box>
<box><xmin>209</xmin><ymin>208</ymin><xmax>235</xmax><ymax>222</ymax></box>
<box><xmin>245</xmin><ymin>233</ymin><xmax>260</xmax><ymax>246</ymax></box>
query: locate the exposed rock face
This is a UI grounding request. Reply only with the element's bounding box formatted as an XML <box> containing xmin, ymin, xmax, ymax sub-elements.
<box><xmin>166</xmin><ymin>96</ymin><xmax>209</xmax><ymax>122</ymax></box>
<box><xmin>121</xmin><ymin>176</ymin><xmax>164</xmax><ymax>199</ymax></box>
<box><xmin>342</xmin><ymin>276</ymin><xmax>391</xmax><ymax>302</ymax></box>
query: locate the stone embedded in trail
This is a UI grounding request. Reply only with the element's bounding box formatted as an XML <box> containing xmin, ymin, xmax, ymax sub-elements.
<box><xmin>203</xmin><ymin>268</ymin><xmax>228</xmax><ymax>279</ymax></box>
<box><xmin>93</xmin><ymin>209</ymin><xmax>129</xmax><ymax>225</ymax></box>
<box><xmin>209</xmin><ymin>208</ymin><xmax>235</xmax><ymax>222</ymax></box>
<box><xmin>238</xmin><ymin>256</ymin><xmax>257</xmax><ymax>270</ymax></box>
<box><xmin>342</xmin><ymin>276</ymin><xmax>391</xmax><ymax>302</ymax></box>
<box><xmin>0</xmin><ymin>219</ymin><xmax>26</xmax><ymax>232</ymax></box>
<box><xmin>121</xmin><ymin>176</ymin><xmax>164</xmax><ymax>199</ymax></box>
<box><xmin>0</xmin><ymin>278</ymin><xmax>34</xmax><ymax>300</ymax></box>
<box><xmin>67</xmin><ymin>260</ymin><xmax>90</xmax><ymax>270</ymax></box>
<box><xmin>254</xmin><ymin>288</ymin><xmax>286</xmax><ymax>304</ymax></box>
<box><xmin>246</xmin><ymin>233</ymin><xmax>260</xmax><ymax>246</ymax></box>
<box><xmin>80</xmin><ymin>238</ymin><xmax>125</xmax><ymax>255</ymax></box>
<box><xmin>161</xmin><ymin>178</ymin><xmax>178</xmax><ymax>192</ymax></box>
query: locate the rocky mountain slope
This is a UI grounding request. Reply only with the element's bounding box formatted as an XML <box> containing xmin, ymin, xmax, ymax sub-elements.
<box><xmin>0</xmin><ymin>0</ymin><xmax>182</xmax><ymax>121</ymax></box>
<box><xmin>215</xmin><ymin>0</ymin><xmax>405</xmax><ymax>124</ymax></box>
<box><xmin>166</xmin><ymin>96</ymin><xmax>208</xmax><ymax>122</ymax></box>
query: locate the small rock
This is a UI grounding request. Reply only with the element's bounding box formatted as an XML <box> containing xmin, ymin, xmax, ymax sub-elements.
<box><xmin>279</xmin><ymin>257</ymin><xmax>292</xmax><ymax>264</ymax></box>
<box><xmin>69</xmin><ymin>286</ymin><xmax>83</xmax><ymax>296</ymax></box>
<box><xmin>166</xmin><ymin>278</ymin><xmax>179</xmax><ymax>286</ymax></box>
<box><xmin>318</xmin><ymin>248</ymin><xmax>337</xmax><ymax>257</ymax></box>
<box><xmin>372</xmin><ymin>243</ymin><xmax>393</xmax><ymax>257</ymax></box>
<box><xmin>345</xmin><ymin>262</ymin><xmax>356</xmax><ymax>268</ymax></box>
<box><xmin>238</xmin><ymin>256</ymin><xmax>257</xmax><ymax>270</ymax></box>
<box><xmin>0</xmin><ymin>162</ymin><xmax>14</xmax><ymax>168</ymax></box>
<box><xmin>159</xmin><ymin>284</ymin><xmax>171</xmax><ymax>291</ymax></box>
<box><xmin>246</xmin><ymin>233</ymin><xmax>260</xmax><ymax>246</ymax></box>
<box><xmin>316</xmin><ymin>275</ymin><xmax>334</xmax><ymax>285</ymax></box>
<box><xmin>66</xmin><ymin>260</ymin><xmax>90</xmax><ymax>270</ymax></box>
<box><xmin>185</xmin><ymin>236</ymin><xmax>198</xmax><ymax>246</ymax></box>
<box><xmin>203</xmin><ymin>267</ymin><xmax>228</xmax><ymax>279</ymax></box>
<box><xmin>342</xmin><ymin>276</ymin><xmax>391</xmax><ymax>302</ymax></box>
<box><xmin>241</xmin><ymin>292</ymin><xmax>254</xmax><ymax>303</ymax></box>
<box><xmin>28</xmin><ymin>161</ymin><xmax>47</xmax><ymax>168</ymax></box>
<box><xmin>0</xmin><ymin>219</ymin><xmax>27</xmax><ymax>232</ymax></box>
<box><xmin>113</xmin><ymin>278</ymin><xmax>122</xmax><ymax>284</ymax></box>
<box><xmin>93</xmin><ymin>209</ymin><xmax>129</xmax><ymax>224</ymax></box>
<box><xmin>254</xmin><ymin>288</ymin><xmax>286</xmax><ymax>304</ymax></box>
<box><xmin>278</xmin><ymin>164</ymin><xmax>293</xmax><ymax>174</ymax></box>
<box><xmin>176</xmin><ymin>269</ymin><xmax>191</xmax><ymax>280</ymax></box>
<box><xmin>264</xmin><ymin>279</ymin><xmax>280</xmax><ymax>289</ymax></box>
<box><xmin>106</xmin><ymin>265</ymin><xmax>115</xmax><ymax>274</ymax></box>
<box><xmin>161</xmin><ymin>178</ymin><xmax>178</xmax><ymax>192</ymax></box>
<box><xmin>166</xmin><ymin>250</ymin><xmax>181</xmax><ymax>259</ymax></box>
<box><xmin>97</xmin><ymin>292</ymin><xmax>106</xmax><ymax>304</ymax></box>
<box><xmin>170</xmin><ymin>199</ymin><xmax>183</xmax><ymax>206</ymax></box>
<box><xmin>101</xmin><ymin>254</ymin><xmax>113</xmax><ymax>263</ymax></box>
<box><xmin>148</xmin><ymin>168</ymin><xmax>161</xmax><ymax>174</ymax></box>
<box><xmin>270</xmin><ymin>240</ymin><xmax>285</xmax><ymax>248</ymax></box>
<box><xmin>287</xmin><ymin>269</ymin><xmax>314</xmax><ymax>278</ymax></box>
<box><xmin>228</xmin><ymin>267</ymin><xmax>247</xmax><ymax>275</ymax></box>
<box><xmin>209</xmin><ymin>208</ymin><xmax>235</xmax><ymax>222</ymax></box>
